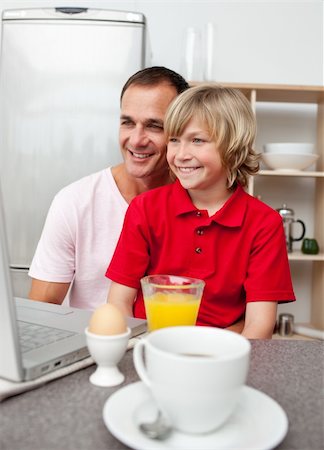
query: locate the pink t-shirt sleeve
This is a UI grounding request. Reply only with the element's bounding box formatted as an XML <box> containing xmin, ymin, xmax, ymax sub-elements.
<box><xmin>28</xmin><ymin>194</ymin><xmax>75</xmax><ymax>283</ymax></box>
<box><xmin>106</xmin><ymin>198</ymin><xmax>149</xmax><ymax>289</ymax></box>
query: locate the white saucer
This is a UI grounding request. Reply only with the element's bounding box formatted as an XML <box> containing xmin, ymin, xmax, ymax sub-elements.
<box><xmin>103</xmin><ymin>381</ymin><xmax>288</xmax><ymax>450</ymax></box>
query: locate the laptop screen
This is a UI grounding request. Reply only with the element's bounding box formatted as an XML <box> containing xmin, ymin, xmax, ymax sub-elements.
<box><xmin>0</xmin><ymin>181</ymin><xmax>24</xmax><ymax>381</ymax></box>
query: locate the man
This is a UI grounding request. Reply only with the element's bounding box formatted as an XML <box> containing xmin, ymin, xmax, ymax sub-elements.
<box><xmin>28</xmin><ymin>67</ymin><xmax>189</xmax><ymax>309</ymax></box>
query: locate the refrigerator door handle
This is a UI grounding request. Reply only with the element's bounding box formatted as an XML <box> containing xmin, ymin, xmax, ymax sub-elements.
<box><xmin>55</xmin><ymin>7</ymin><xmax>88</xmax><ymax>15</ymax></box>
<box><xmin>10</xmin><ymin>265</ymin><xmax>30</xmax><ymax>270</ymax></box>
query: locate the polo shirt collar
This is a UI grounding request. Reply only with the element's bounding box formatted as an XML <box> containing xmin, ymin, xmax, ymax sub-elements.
<box><xmin>172</xmin><ymin>180</ymin><xmax>247</xmax><ymax>228</ymax></box>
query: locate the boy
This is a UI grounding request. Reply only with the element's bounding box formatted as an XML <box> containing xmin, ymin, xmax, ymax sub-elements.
<box><xmin>106</xmin><ymin>84</ymin><xmax>295</xmax><ymax>339</ymax></box>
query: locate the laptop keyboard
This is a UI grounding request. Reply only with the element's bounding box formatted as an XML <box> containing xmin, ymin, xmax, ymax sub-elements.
<box><xmin>18</xmin><ymin>321</ymin><xmax>76</xmax><ymax>353</ymax></box>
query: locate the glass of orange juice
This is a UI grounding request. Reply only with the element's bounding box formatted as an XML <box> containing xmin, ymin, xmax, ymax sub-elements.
<box><xmin>140</xmin><ymin>275</ymin><xmax>205</xmax><ymax>331</ymax></box>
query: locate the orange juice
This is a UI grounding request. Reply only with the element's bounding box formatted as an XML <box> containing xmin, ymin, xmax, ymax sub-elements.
<box><xmin>144</xmin><ymin>292</ymin><xmax>201</xmax><ymax>331</ymax></box>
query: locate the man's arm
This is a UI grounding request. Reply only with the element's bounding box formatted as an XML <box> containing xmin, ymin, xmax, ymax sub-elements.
<box><xmin>107</xmin><ymin>282</ymin><xmax>137</xmax><ymax>317</ymax></box>
<box><xmin>28</xmin><ymin>191</ymin><xmax>77</xmax><ymax>305</ymax></box>
<box><xmin>29</xmin><ymin>279</ymin><xmax>70</xmax><ymax>305</ymax></box>
<box><xmin>241</xmin><ymin>301</ymin><xmax>277</xmax><ymax>339</ymax></box>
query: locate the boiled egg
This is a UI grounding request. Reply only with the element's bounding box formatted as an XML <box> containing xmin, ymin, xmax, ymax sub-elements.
<box><xmin>88</xmin><ymin>303</ymin><xmax>127</xmax><ymax>336</ymax></box>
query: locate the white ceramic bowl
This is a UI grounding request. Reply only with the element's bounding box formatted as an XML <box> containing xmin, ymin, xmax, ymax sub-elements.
<box><xmin>263</xmin><ymin>143</ymin><xmax>314</xmax><ymax>155</ymax></box>
<box><xmin>261</xmin><ymin>152</ymin><xmax>319</xmax><ymax>171</ymax></box>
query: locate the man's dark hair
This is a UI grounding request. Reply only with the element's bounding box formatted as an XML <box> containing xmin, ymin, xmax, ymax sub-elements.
<box><xmin>120</xmin><ymin>66</ymin><xmax>189</xmax><ymax>101</ymax></box>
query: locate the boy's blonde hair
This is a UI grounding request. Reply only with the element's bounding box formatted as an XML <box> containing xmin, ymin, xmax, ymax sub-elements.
<box><xmin>164</xmin><ymin>84</ymin><xmax>259</xmax><ymax>188</ymax></box>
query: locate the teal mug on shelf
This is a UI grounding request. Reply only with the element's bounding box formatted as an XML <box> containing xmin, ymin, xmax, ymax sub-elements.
<box><xmin>301</xmin><ymin>238</ymin><xmax>319</xmax><ymax>255</ymax></box>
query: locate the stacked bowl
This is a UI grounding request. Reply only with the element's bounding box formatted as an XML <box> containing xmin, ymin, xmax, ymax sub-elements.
<box><xmin>261</xmin><ymin>143</ymin><xmax>318</xmax><ymax>172</ymax></box>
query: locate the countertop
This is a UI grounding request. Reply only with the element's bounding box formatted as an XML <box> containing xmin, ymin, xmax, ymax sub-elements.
<box><xmin>0</xmin><ymin>339</ymin><xmax>323</xmax><ymax>450</ymax></box>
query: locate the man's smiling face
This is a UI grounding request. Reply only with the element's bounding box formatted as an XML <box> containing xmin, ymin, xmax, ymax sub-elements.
<box><xmin>119</xmin><ymin>83</ymin><xmax>178</xmax><ymax>180</ymax></box>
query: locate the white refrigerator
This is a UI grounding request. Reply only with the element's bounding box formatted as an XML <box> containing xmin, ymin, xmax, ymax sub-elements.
<box><xmin>0</xmin><ymin>7</ymin><xmax>146</xmax><ymax>295</ymax></box>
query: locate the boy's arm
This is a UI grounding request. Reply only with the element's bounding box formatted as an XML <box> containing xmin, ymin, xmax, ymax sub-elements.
<box><xmin>226</xmin><ymin>318</ymin><xmax>245</xmax><ymax>334</ymax></box>
<box><xmin>107</xmin><ymin>282</ymin><xmax>137</xmax><ymax>317</ymax></box>
<box><xmin>241</xmin><ymin>301</ymin><xmax>277</xmax><ymax>339</ymax></box>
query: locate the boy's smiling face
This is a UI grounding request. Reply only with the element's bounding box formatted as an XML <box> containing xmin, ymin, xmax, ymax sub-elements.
<box><xmin>167</xmin><ymin>118</ymin><xmax>228</xmax><ymax>194</ymax></box>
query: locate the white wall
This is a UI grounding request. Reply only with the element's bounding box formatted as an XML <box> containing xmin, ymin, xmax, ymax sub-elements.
<box><xmin>0</xmin><ymin>0</ymin><xmax>322</xmax><ymax>322</ymax></box>
<box><xmin>139</xmin><ymin>0</ymin><xmax>323</xmax><ymax>85</ymax></box>
<box><xmin>0</xmin><ymin>0</ymin><xmax>322</xmax><ymax>85</ymax></box>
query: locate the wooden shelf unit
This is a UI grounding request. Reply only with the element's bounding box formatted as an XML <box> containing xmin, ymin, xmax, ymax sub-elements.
<box><xmin>192</xmin><ymin>82</ymin><xmax>324</xmax><ymax>330</ymax></box>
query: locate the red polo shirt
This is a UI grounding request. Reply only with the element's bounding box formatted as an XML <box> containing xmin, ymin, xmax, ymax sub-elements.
<box><xmin>106</xmin><ymin>181</ymin><xmax>295</xmax><ymax>328</ymax></box>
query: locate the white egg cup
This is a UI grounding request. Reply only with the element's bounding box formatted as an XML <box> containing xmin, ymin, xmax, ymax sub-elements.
<box><xmin>85</xmin><ymin>327</ymin><xmax>131</xmax><ymax>387</ymax></box>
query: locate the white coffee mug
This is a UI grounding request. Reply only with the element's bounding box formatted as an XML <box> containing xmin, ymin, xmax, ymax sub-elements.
<box><xmin>133</xmin><ymin>326</ymin><xmax>251</xmax><ymax>434</ymax></box>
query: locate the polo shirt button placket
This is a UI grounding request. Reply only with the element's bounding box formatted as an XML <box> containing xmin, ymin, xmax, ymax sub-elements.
<box><xmin>195</xmin><ymin>211</ymin><xmax>203</xmax><ymax>254</ymax></box>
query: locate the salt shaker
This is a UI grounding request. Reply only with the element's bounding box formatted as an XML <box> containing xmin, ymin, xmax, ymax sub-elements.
<box><xmin>277</xmin><ymin>313</ymin><xmax>294</xmax><ymax>337</ymax></box>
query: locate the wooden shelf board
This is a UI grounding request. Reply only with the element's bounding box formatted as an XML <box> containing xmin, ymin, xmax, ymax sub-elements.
<box><xmin>272</xmin><ymin>333</ymin><xmax>315</xmax><ymax>341</ymax></box>
<box><xmin>288</xmin><ymin>251</ymin><xmax>324</xmax><ymax>261</ymax></box>
<box><xmin>273</xmin><ymin>323</ymin><xmax>324</xmax><ymax>340</ymax></box>
<box><xmin>190</xmin><ymin>82</ymin><xmax>324</xmax><ymax>104</ymax></box>
<box><xmin>258</xmin><ymin>170</ymin><xmax>324</xmax><ymax>177</ymax></box>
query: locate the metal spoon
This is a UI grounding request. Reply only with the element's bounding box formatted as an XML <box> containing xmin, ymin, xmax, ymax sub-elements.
<box><xmin>139</xmin><ymin>410</ymin><xmax>172</xmax><ymax>440</ymax></box>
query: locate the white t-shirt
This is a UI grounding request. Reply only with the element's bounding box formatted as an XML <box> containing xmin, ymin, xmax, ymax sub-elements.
<box><xmin>29</xmin><ymin>168</ymin><xmax>128</xmax><ymax>310</ymax></box>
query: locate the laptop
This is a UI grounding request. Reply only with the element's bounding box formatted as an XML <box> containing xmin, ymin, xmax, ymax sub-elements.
<box><xmin>0</xmin><ymin>186</ymin><xmax>147</xmax><ymax>383</ymax></box>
